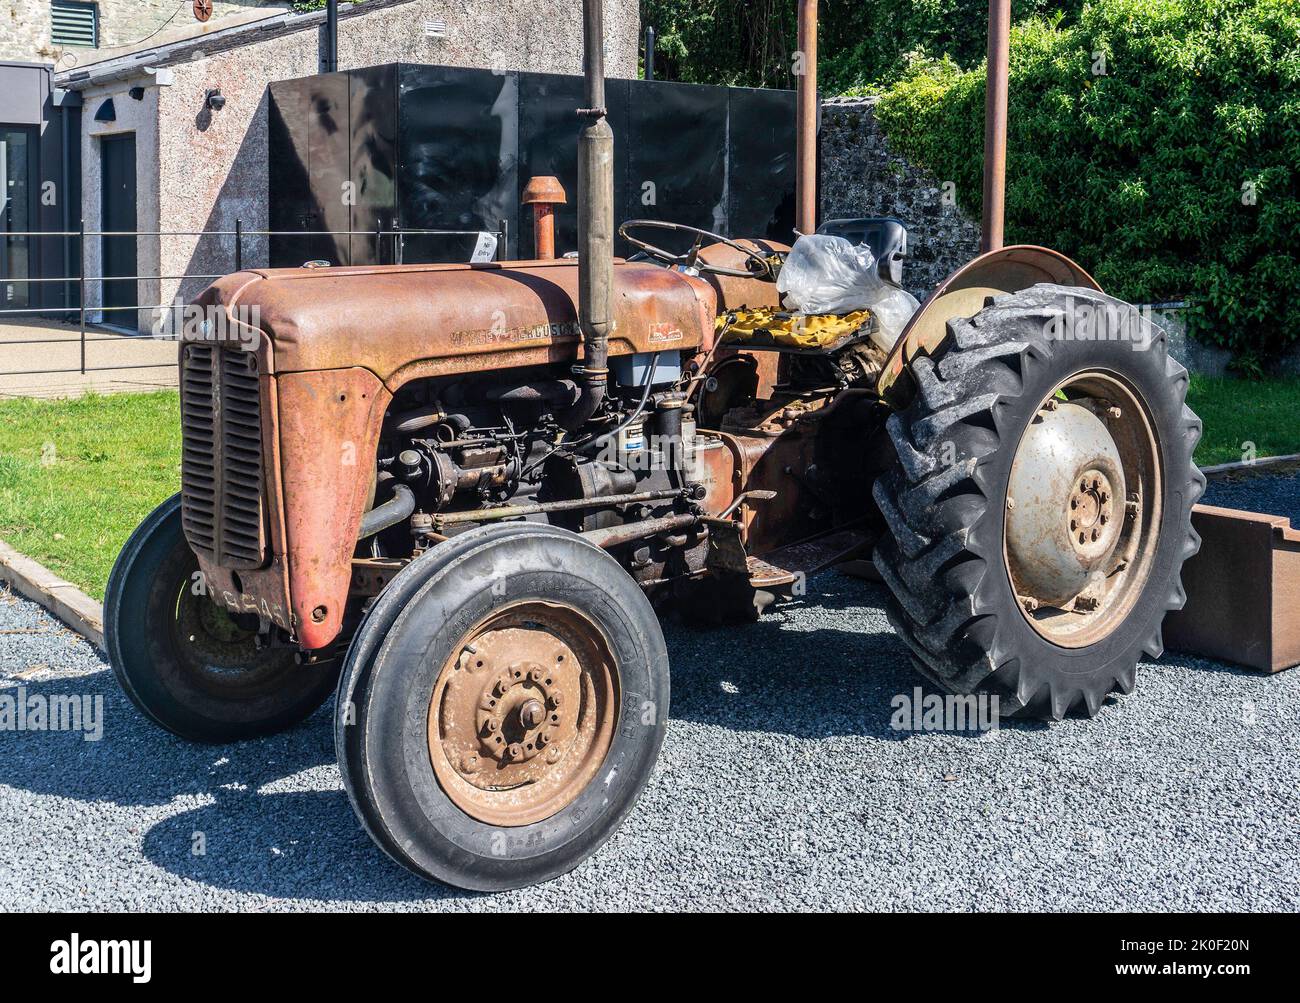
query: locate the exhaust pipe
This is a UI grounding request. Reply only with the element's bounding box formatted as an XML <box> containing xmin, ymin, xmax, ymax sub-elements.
<box><xmin>565</xmin><ymin>0</ymin><xmax>614</xmax><ymax>431</ymax></box>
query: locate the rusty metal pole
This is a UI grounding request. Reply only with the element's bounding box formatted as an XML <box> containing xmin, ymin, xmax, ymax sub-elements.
<box><xmin>795</xmin><ymin>0</ymin><xmax>819</xmax><ymax>236</ymax></box>
<box><xmin>981</xmin><ymin>0</ymin><xmax>1011</xmax><ymax>252</ymax></box>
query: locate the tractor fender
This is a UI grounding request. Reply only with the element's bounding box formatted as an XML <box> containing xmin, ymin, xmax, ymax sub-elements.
<box><xmin>877</xmin><ymin>244</ymin><xmax>1100</xmax><ymax>408</ymax></box>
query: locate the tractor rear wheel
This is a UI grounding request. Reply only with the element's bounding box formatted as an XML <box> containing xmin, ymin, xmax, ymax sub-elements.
<box><xmin>872</xmin><ymin>284</ymin><xmax>1204</xmax><ymax>719</ymax></box>
<box><xmin>335</xmin><ymin>522</ymin><xmax>669</xmax><ymax>890</ymax></box>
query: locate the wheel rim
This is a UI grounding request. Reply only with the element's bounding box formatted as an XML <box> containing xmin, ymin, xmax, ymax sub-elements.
<box><xmin>166</xmin><ymin>570</ymin><xmax>292</xmax><ymax>698</ymax></box>
<box><xmin>427</xmin><ymin>601</ymin><xmax>620</xmax><ymax>827</ymax></box>
<box><xmin>1004</xmin><ymin>371</ymin><xmax>1162</xmax><ymax>648</ymax></box>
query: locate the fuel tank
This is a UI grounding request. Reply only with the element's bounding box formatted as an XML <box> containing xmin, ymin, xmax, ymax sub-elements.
<box><xmin>196</xmin><ymin>258</ymin><xmax>721</xmax><ymax>389</ymax></box>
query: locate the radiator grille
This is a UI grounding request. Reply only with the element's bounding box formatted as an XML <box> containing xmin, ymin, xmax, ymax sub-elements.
<box><xmin>180</xmin><ymin>345</ymin><xmax>267</xmax><ymax>569</ymax></box>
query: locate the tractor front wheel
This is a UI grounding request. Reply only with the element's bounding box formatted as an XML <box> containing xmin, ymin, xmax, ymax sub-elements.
<box><xmin>105</xmin><ymin>494</ymin><xmax>339</xmax><ymax>742</ymax></box>
<box><xmin>872</xmin><ymin>284</ymin><xmax>1204</xmax><ymax>719</ymax></box>
<box><xmin>335</xmin><ymin>522</ymin><xmax>669</xmax><ymax>890</ymax></box>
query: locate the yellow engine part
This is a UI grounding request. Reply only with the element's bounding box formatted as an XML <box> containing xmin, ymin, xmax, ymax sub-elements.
<box><xmin>718</xmin><ymin>307</ymin><xmax>872</xmax><ymax>349</ymax></box>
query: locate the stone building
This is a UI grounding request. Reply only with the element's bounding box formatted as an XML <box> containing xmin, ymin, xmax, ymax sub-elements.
<box><xmin>0</xmin><ymin>2</ymin><xmax>291</xmax><ymax>66</ymax></box>
<box><xmin>41</xmin><ymin>0</ymin><xmax>640</xmax><ymax>330</ymax></box>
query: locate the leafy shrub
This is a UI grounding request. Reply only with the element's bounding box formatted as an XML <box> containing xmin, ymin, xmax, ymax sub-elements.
<box><xmin>641</xmin><ymin>1</ymin><xmax>1086</xmax><ymax>92</ymax></box>
<box><xmin>876</xmin><ymin>0</ymin><xmax>1300</xmax><ymax>358</ymax></box>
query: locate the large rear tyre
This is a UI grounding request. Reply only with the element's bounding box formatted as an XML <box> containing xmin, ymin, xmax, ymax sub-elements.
<box><xmin>336</xmin><ymin>523</ymin><xmax>669</xmax><ymax>891</ymax></box>
<box><xmin>872</xmin><ymin>284</ymin><xmax>1204</xmax><ymax>719</ymax></box>
<box><xmin>104</xmin><ymin>494</ymin><xmax>340</xmax><ymax>742</ymax></box>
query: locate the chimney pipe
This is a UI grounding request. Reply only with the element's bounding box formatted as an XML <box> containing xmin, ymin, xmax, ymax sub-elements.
<box><xmin>325</xmin><ymin>0</ymin><xmax>339</xmax><ymax>73</ymax></box>
<box><xmin>795</xmin><ymin>0</ymin><xmax>819</xmax><ymax>236</ymax></box>
<box><xmin>566</xmin><ymin>0</ymin><xmax>614</xmax><ymax>430</ymax></box>
<box><xmin>981</xmin><ymin>0</ymin><xmax>1010</xmax><ymax>252</ymax></box>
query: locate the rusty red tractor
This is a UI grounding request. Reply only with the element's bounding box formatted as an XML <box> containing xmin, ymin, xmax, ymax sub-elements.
<box><xmin>106</xmin><ymin>1</ymin><xmax>1203</xmax><ymax>890</ymax></box>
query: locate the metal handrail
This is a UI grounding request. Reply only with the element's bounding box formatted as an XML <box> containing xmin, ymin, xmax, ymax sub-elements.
<box><xmin>0</xmin><ymin>228</ymin><xmax>502</xmax><ymax>238</ymax></box>
<box><xmin>0</xmin><ymin>219</ymin><xmax>511</xmax><ymax>377</ymax></box>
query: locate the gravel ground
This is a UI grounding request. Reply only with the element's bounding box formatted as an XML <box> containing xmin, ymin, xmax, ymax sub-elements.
<box><xmin>1</xmin><ymin>471</ymin><xmax>1297</xmax><ymax>913</ymax></box>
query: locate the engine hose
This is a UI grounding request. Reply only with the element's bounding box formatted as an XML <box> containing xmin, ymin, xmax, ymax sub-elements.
<box><xmin>574</xmin><ymin>353</ymin><xmax>659</xmax><ymax>455</ymax></box>
<box><xmin>357</xmin><ymin>483</ymin><xmax>416</xmax><ymax>540</ymax></box>
<box><xmin>521</xmin><ymin>354</ymin><xmax>660</xmax><ymax>478</ymax></box>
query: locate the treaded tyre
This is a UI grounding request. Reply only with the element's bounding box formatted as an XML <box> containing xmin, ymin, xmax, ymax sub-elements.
<box><xmin>872</xmin><ymin>284</ymin><xmax>1204</xmax><ymax>719</ymax></box>
<box><xmin>105</xmin><ymin>494</ymin><xmax>340</xmax><ymax>742</ymax></box>
<box><xmin>336</xmin><ymin>522</ymin><xmax>669</xmax><ymax>891</ymax></box>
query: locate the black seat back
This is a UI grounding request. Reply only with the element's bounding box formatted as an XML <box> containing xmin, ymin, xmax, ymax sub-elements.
<box><xmin>816</xmin><ymin>217</ymin><xmax>908</xmax><ymax>287</ymax></box>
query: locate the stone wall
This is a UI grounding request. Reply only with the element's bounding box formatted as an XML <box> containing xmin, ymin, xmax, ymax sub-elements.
<box><xmin>0</xmin><ymin>1</ymin><xmax>290</xmax><ymax>65</ymax></box>
<box><xmin>820</xmin><ymin>97</ymin><xmax>980</xmax><ymax>301</ymax></box>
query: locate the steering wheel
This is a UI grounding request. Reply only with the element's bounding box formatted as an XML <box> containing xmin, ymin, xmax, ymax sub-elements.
<box><xmin>618</xmin><ymin>220</ymin><xmax>778</xmax><ymax>279</ymax></box>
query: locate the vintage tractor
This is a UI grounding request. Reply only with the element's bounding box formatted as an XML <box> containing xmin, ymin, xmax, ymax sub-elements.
<box><xmin>105</xmin><ymin>0</ymin><xmax>1202</xmax><ymax>889</ymax></box>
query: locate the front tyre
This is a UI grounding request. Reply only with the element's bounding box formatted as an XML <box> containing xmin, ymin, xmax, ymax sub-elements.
<box><xmin>336</xmin><ymin>523</ymin><xmax>669</xmax><ymax>891</ymax></box>
<box><xmin>104</xmin><ymin>494</ymin><xmax>340</xmax><ymax>742</ymax></box>
<box><xmin>872</xmin><ymin>284</ymin><xmax>1204</xmax><ymax>719</ymax></box>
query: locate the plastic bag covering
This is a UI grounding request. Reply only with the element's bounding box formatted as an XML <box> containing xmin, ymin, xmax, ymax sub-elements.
<box><xmin>719</xmin><ymin>308</ymin><xmax>872</xmax><ymax>349</ymax></box>
<box><xmin>776</xmin><ymin>234</ymin><xmax>919</xmax><ymax>349</ymax></box>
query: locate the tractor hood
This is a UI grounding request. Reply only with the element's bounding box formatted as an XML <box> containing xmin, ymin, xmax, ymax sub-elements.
<box><xmin>194</xmin><ymin>258</ymin><xmax>718</xmax><ymax>389</ymax></box>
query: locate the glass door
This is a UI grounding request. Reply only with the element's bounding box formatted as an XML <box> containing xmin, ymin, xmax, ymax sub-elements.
<box><xmin>0</xmin><ymin>126</ymin><xmax>37</xmax><ymax>311</ymax></box>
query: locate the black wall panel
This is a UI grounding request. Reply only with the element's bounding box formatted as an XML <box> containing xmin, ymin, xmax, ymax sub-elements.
<box><xmin>268</xmin><ymin>64</ymin><xmax>797</xmax><ymax>268</ymax></box>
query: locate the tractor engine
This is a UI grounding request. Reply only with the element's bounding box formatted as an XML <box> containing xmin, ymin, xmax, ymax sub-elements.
<box><xmin>363</xmin><ymin>357</ymin><xmax>707</xmax><ymax>586</ymax></box>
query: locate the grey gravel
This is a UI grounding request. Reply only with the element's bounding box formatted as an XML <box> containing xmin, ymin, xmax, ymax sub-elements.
<box><xmin>1</xmin><ymin>474</ymin><xmax>1298</xmax><ymax>913</ymax></box>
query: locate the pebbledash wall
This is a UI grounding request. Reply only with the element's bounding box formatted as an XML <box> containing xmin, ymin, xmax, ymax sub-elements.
<box><xmin>54</xmin><ymin>0</ymin><xmax>640</xmax><ymax>330</ymax></box>
<box><xmin>0</xmin><ymin>2</ymin><xmax>290</xmax><ymax>65</ymax></box>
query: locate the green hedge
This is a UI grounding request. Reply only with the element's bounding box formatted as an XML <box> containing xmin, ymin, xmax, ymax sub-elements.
<box><xmin>640</xmin><ymin>1</ymin><xmax>1085</xmax><ymax>92</ymax></box>
<box><xmin>876</xmin><ymin>0</ymin><xmax>1300</xmax><ymax>360</ymax></box>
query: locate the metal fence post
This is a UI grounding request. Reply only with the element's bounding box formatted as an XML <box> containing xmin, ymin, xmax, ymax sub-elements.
<box><xmin>499</xmin><ymin>218</ymin><xmax>509</xmax><ymax>261</ymax></box>
<box><xmin>78</xmin><ymin>218</ymin><xmax>86</xmax><ymax>375</ymax></box>
<box><xmin>235</xmin><ymin>219</ymin><xmax>243</xmax><ymax>272</ymax></box>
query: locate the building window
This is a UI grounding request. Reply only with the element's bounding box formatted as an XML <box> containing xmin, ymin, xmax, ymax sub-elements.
<box><xmin>51</xmin><ymin>1</ymin><xmax>99</xmax><ymax>48</ymax></box>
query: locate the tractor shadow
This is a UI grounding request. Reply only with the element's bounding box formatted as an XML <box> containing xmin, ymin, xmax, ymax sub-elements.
<box><xmin>0</xmin><ymin>569</ymin><xmax>1072</xmax><ymax>905</ymax></box>
<box><xmin>0</xmin><ymin>669</ymin><xmax>470</xmax><ymax>904</ymax></box>
<box><xmin>662</xmin><ymin>572</ymin><xmax>1050</xmax><ymax>742</ymax></box>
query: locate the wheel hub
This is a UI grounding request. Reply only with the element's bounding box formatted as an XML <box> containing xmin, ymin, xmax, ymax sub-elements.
<box><xmin>1003</xmin><ymin>374</ymin><xmax>1162</xmax><ymax>648</ymax></box>
<box><xmin>472</xmin><ymin>650</ymin><xmax>571</xmax><ymax>767</ymax></box>
<box><xmin>1006</xmin><ymin>400</ymin><xmax>1126</xmax><ymax>607</ymax></box>
<box><xmin>1068</xmin><ymin>468</ymin><xmax>1117</xmax><ymax>557</ymax></box>
<box><xmin>428</xmin><ymin>602</ymin><xmax>618</xmax><ymax>827</ymax></box>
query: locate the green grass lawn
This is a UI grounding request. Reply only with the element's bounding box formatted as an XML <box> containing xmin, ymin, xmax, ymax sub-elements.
<box><xmin>1186</xmin><ymin>375</ymin><xmax>1300</xmax><ymax>467</ymax></box>
<box><xmin>0</xmin><ymin>377</ymin><xmax>1296</xmax><ymax>600</ymax></box>
<box><xmin>0</xmin><ymin>391</ymin><xmax>181</xmax><ymax>600</ymax></box>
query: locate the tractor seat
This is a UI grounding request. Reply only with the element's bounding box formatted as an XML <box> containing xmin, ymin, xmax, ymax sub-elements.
<box><xmin>816</xmin><ymin>217</ymin><xmax>908</xmax><ymax>287</ymax></box>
